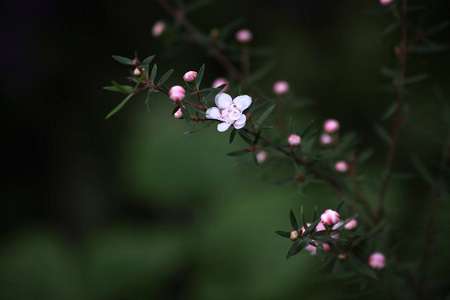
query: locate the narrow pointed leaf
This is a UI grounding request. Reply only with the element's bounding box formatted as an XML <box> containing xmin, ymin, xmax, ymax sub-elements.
<box><xmin>290</xmin><ymin>210</ymin><xmax>299</xmax><ymax>230</ymax></box>
<box><xmin>195</xmin><ymin>64</ymin><xmax>205</xmax><ymax>89</ymax></box>
<box><xmin>142</xmin><ymin>55</ymin><xmax>155</xmax><ymax>65</ymax></box>
<box><xmin>150</xmin><ymin>64</ymin><xmax>158</xmax><ymax>82</ymax></box>
<box><xmin>275</xmin><ymin>230</ymin><xmax>291</xmax><ymax>238</ymax></box>
<box><xmin>105</xmin><ymin>93</ymin><xmax>134</xmax><ymax>119</ymax></box>
<box><xmin>255</xmin><ymin>104</ymin><xmax>276</xmax><ymax>129</ymax></box>
<box><xmin>157</xmin><ymin>69</ymin><xmax>174</xmax><ymax>86</ymax></box>
<box><xmin>229</xmin><ymin>129</ymin><xmax>237</xmax><ymax>144</ymax></box>
<box><xmin>112</xmin><ymin>55</ymin><xmax>134</xmax><ymax>65</ymax></box>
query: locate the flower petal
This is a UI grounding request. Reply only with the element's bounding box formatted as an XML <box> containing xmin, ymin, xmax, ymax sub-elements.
<box><xmin>233</xmin><ymin>114</ymin><xmax>246</xmax><ymax>129</ymax></box>
<box><xmin>215</xmin><ymin>93</ymin><xmax>232</xmax><ymax>109</ymax></box>
<box><xmin>217</xmin><ymin>122</ymin><xmax>231</xmax><ymax>132</ymax></box>
<box><xmin>233</xmin><ymin>95</ymin><xmax>252</xmax><ymax>111</ymax></box>
<box><xmin>205</xmin><ymin>107</ymin><xmax>221</xmax><ymax>120</ymax></box>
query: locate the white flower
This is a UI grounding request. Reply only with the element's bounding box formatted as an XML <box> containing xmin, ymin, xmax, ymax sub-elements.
<box><xmin>205</xmin><ymin>93</ymin><xmax>252</xmax><ymax>132</ymax></box>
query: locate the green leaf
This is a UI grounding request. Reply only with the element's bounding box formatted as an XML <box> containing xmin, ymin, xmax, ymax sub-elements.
<box><xmin>275</xmin><ymin>230</ymin><xmax>291</xmax><ymax>238</ymax></box>
<box><xmin>382</xmin><ymin>102</ymin><xmax>398</xmax><ymax>120</ymax></box>
<box><xmin>144</xmin><ymin>90</ymin><xmax>152</xmax><ymax>111</ymax></box>
<box><xmin>358</xmin><ymin>149</ymin><xmax>374</xmax><ymax>163</ymax></box>
<box><xmin>226</xmin><ymin>149</ymin><xmax>249</xmax><ymax>156</ymax></box>
<box><xmin>112</xmin><ymin>55</ymin><xmax>134</xmax><ymax>65</ymax></box>
<box><xmin>411</xmin><ymin>155</ymin><xmax>434</xmax><ymax>185</ymax></box>
<box><xmin>105</xmin><ymin>93</ymin><xmax>134</xmax><ymax>119</ymax></box>
<box><xmin>247</xmin><ymin>62</ymin><xmax>275</xmax><ymax>84</ymax></box>
<box><xmin>255</xmin><ymin>104</ymin><xmax>276</xmax><ymax>129</ymax></box>
<box><xmin>373</xmin><ymin>124</ymin><xmax>391</xmax><ymax>145</ymax></box>
<box><xmin>150</xmin><ymin>64</ymin><xmax>158</xmax><ymax>82</ymax></box>
<box><xmin>289</xmin><ymin>210</ymin><xmax>299</xmax><ymax>230</ymax></box>
<box><xmin>195</xmin><ymin>64</ymin><xmax>205</xmax><ymax>89</ymax></box>
<box><xmin>157</xmin><ymin>69</ymin><xmax>174</xmax><ymax>87</ymax></box>
<box><xmin>286</xmin><ymin>240</ymin><xmax>306</xmax><ymax>259</ymax></box>
<box><xmin>142</xmin><ymin>55</ymin><xmax>155</xmax><ymax>65</ymax></box>
<box><xmin>300</xmin><ymin>119</ymin><xmax>317</xmax><ymax>138</ymax></box>
<box><xmin>238</xmin><ymin>131</ymin><xmax>254</xmax><ymax>145</ymax></box>
<box><xmin>402</xmin><ymin>74</ymin><xmax>429</xmax><ymax>86</ymax></box>
<box><xmin>103</xmin><ymin>81</ymin><xmax>133</xmax><ymax>94</ymax></box>
<box><xmin>185</xmin><ymin>0</ymin><xmax>212</xmax><ymax>13</ymax></box>
<box><xmin>229</xmin><ymin>129</ymin><xmax>237</xmax><ymax>144</ymax></box>
<box><xmin>380</xmin><ymin>67</ymin><xmax>398</xmax><ymax>79</ymax></box>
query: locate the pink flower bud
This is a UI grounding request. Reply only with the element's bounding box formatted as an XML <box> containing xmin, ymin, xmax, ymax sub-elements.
<box><xmin>152</xmin><ymin>21</ymin><xmax>166</xmax><ymax>37</ymax></box>
<box><xmin>256</xmin><ymin>150</ymin><xmax>268</xmax><ymax>164</ymax></box>
<box><xmin>133</xmin><ymin>67</ymin><xmax>141</xmax><ymax>76</ymax></box>
<box><xmin>273</xmin><ymin>80</ymin><xmax>289</xmax><ymax>95</ymax></box>
<box><xmin>235</xmin><ymin>29</ymin><xmax>253</xmax><ymax>43</ymax></box>
<box><xmin>380</xmin><ymin>0</ymin><xmax>393</xmax><ymax>6</ymax></box>
<box><xmin>183</xmin><ymin>71</ymin><xmax>197</xmax><ymax>82</ymax></box>
<box><xmin>212</xmin><ymin>78</ymin><xmax>229</xmax><ymax>91</ymax></box>
<box><xmin>323</xmin><ymin>119</ymin><xmax>340</xmax><ymax>133</ymax></box>
<box><xmin>322</xmin><ymin>243</ymin><xmax>331</xmax><ymax>252</ymax></box>
<box><xmin>173</xmin><ymin>108</ymin><xmax>183</xmax><ymax>119</ymax></box>
<box><xmin>315</xmin><ymin>222</ymin><xmax>326</xmax><ymax>232</ymax></box>
<box><xmin>320</xmin><ymin>209</ymin><xmax>340</xmax><ymax>225</ymax></box>
<box><xmin>335</xmin><ymin>161</ymin><xmax>349</xmax><ymax>173</ymax></box>
<box><xmin>290</xmin><ymin>230</ymin><xmax>299</xmax><ymax>241</ymax></box>
<box><xmin>320</xmin><ymin>133</ymin><xmax>333</xmax><ymax>145</ymax></box>
<box><xmin>169</xmin><ymin>85</ymin><xmax>186</xmax><ymax>102</ymax></box>
<box><xmin>288</xmin><ymin>134</ymin><xmax>301</xmax><ymax>146</ymax></box>
<box><xmin>368</xmin><ymin>252</ymin><xmax>386</xmax><ymax>270</ymax></box>
<box><xmin>344</xmin><ymin>219</ymin><xmax>358</xmax><ymax>230</ymax></box>
<box><xmin>305</xmin><ymin>244</ymin><xmax>317</xmax><ymax>255</ymax></box>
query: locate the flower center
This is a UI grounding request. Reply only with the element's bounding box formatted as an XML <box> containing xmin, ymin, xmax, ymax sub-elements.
<box><xmin>221</xmin><ymin>105</ymin><xmax>241</xmax><ymax>123</ymax></box>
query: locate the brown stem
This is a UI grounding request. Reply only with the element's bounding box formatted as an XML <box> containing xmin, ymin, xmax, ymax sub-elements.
<box><xmin>156</xmin><ymin>0</ymin><xmax>242</xmax><ymax>81</ymax></box>
<box><xmin>376</xmin><ymin>0</ymin><xmax>408</xmax><ymax>221</ymax></box>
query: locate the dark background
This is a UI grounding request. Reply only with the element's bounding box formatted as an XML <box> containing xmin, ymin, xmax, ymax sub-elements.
<box><xmin>2</xmin><ymin>0</ymin><xmax>450</xmax><ymax>299</ymax></box>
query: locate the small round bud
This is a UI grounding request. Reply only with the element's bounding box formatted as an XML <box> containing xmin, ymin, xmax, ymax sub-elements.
<box><xmin>322</xmin><ymin>243</ymin><xmax>331</xmax><ymax>252</ymax></box>
<box><xmin>305</xmin><ymin>244</ymin><xmax>317</xmax><ymax>256</ymax></box>
<box><xmin>290</xmin><ymin>230</ymin><xmax>299</xmax><ymax>241</ymax></box>
<box><xmin>288</xmin><ymin>134</ymin><xmax>301</xmax><ymax>146</ymax></box>
<box><xmin>380</xmin><ymin>0</ymin><xmax>393</xmax><ymax>6</ymax></box>
<box><xmin>368</xmin><ymin>252</ymin><xmax>386</xmax><ymax>270</ymax></box>
<box><xmin>344</xmin><ymin>219</ymin><xmax>358</xmax><ymax>230</ymax></box>
<box><xmin>133</xmin><ymin>67</ymin><xmax>141</xmax><ymax>76</ymax></box>
<box><xmin>173</xmin><ymin>108</ymin><xmax>183</xmax><ymax>119</ymax></box>
<box><xmin>212</xmin><ymin>78</ymin><xmax>229</xmax><ymax>91</ymax></box>
<box><xmin>320</xmin><ymin>209</ymin><xmax>340</xmax><ymax>226</ymax></box>
<box><xmin>256</xmin><ymin>150</ymin><xmax>268</xmax><ymax>164</ymax></box>
<box><xmin>323</xmin><ymin>119</ymin><xmax>340</xmax><ymax>133</ymax></box>
<box><xmin>320</xmin><ymin>133</ymin><xmax>333</xmax><ymax>145</ymax></box>
<box><xmin>273</xmin><ymin>80</ymin><xmax>289</xmax><ymax>95</ymax></box>
<box><xmin>169</xmin><ymin>85</ymin><xmax>186</xmax><ymax>102</ymax></box>
<box><xmin>235</xmin><ymin>29</ymin><xmax>253</xmax><ymax>43</ymax></box>
<box><xmin>300</xmin><ymin>223</ymin><xmax>311</xmax><ymax>236</ymax></box>
<box><xmin>152</xmin><ymin>21</ymin><xmax>166</xmax><ymax>37</ymax></box>
<box><xmin>335</xmin><ymin>161</ymin><xmax>349</xmax><ymax>173</ymax></box>
<box><xmin>183</xmin><ymin>71</ymin><xmax>198</xmax><ymax>82</ymax></box>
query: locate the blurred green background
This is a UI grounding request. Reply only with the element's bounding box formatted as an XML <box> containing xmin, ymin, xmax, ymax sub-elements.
<box><xmin>2</xmin><ymin>0</ymin><xmax>450</xmax><ymax>299</ymax></box>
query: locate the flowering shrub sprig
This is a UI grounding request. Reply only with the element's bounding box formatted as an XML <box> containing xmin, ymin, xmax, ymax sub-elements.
<box><xmin>104</xmin><ymin>0</ymin><xmax>450</xmax><ymax>297</ymax></box>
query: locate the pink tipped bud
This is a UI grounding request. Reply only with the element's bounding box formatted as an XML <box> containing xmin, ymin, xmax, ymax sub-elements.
<box><xmin>344</xmin><ymin>219</ymin><xmax>358</xmax><ymax>230</ymax></box>
<box><xmin>320</xmin><ymin>133</ymin><xmax>333</xmax><ymax>145</ymax></box>
<box><xmin>320</xmin><ymin>209</ymin><xmax>340</xmax><ymax>225</ymax></box>
<box><xmin>380</xmin><ymin>0</ymin><xmax>393</xmax><ymax>6</ymax></box>
<box><xmin>315</xmin><ymin>222</ymin><xmax>326</xmax><ymax>232</ymax></box>
<box><xmin>212</xmin><ymin>77</ymin><xmax>229</xmax><ymax>91</ymax></box>
<box><xmin>183</xmin><ymin>71</ymin><xmax>197</xmax><ymax>82</ymax></box>
<box><xmin>169</xmin><ymin>85</ymin><xmax>186</xmax><ymax>102</ymax></box>
<box><xmin>235</xmin><ymin>29</ymin><xmax>253</xmax><ymax>43</ymax></box>
<box><xmin>290</xmin><ymin>230</ymin><xmax>299</xmax><ymax>241</ymax></box>
<box><xmin>133</xmin><ymin>67</ymin><xmax>141</xmax><ymax>76</ymax></box>
<box><xmin>322</xmin><ymin>243</ymin><xmax>331</xmax><ymax>252</ymax></box>
<box><xmin>323</xmin><ymin>119</ymin><xmax>340</xmax><ymax>133</ymax></box>
<box><xmin>368</xmin><ymin>252</ymin><xmax>386</xmax><ymax>270</ymax></box>
<box><xmin>256</xmin><ymin>150</ymin><xmax>268</xmax><ymax>164</ymax></box>
<box><xmin>173</xmin><ymin>108</ymin><xmax>183</xmax><ymax>119</ymax></box>
<box><xmin>305</xmin><ymin>244</ymin><xmax>317</xmax><ymax>256</ymax></box>
<box><xmin>152</xmin><ymin>21</ymin><xmax>166</xmax><ymax>37</ymax></box>
<box><xmin>273</xmin><ymin>80</ymin><xmax>289</xmax><ymax>95</ymax></box>
<box><xmin>288</xmin><ymin>134</ymin><xmax>301</xmax><ymax>146</ymax></box>
<box><xmin>335</xmin><ymin>161</ymin><xmax>349</xmax><ymax>173</ymax></box>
